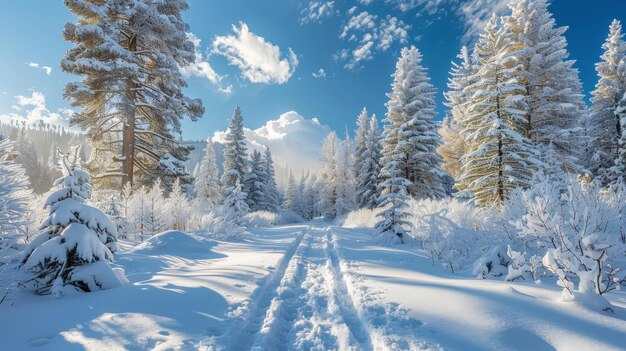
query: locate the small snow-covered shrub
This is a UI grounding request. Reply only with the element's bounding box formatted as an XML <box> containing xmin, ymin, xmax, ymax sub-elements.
<box><xmin>203</xmin><ymin>208</ymin><xmax>248</xmax><ymax>240</ymax></box>
<box><xmin>341</xmin><ymin>208</ymin><xmax>378</xmax><ymax>228</ymax></box>
<box><xmin>276</xmin><ymin>211</ymin><xmax>304</xmax><ymax>225</ymax></box>
<box><xmin>515</xmin><ymin>175</ymin><xmax>626</xmax><ymax>302</ymax></box>
<box><xmin>504</xmin><ymin>246</ymin><xmax>542</xmax><ymax>282</ymax></box>
<box><xmin>20</xmin><ymin>152</ymin><xmax>124</xmax><ymax>296</ymax></box>
<box><xmin>242</xmin><ymin>211</ymin><xmax>278</xmax><ymax>227</ymax></box>
<box><xmin>407</xmin><ymin>198</ymin><xmax>500</xmax><ymax>272</ymax></box>
<box><xmin>472</xmin><ymin>245</ymin><xmax>510</xmax><ymax>278</ymax></box>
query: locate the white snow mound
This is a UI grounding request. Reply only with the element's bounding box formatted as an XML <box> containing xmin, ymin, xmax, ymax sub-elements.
<box><xmin>131</xmin><ymin>231</ymin><xmax>214</xmax><ymax>255</ymax></box>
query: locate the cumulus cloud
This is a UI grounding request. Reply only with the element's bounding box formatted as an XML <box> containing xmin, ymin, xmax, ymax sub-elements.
<box><xmin>338</xmin><ymin>11</ymin><xmax>410</xmax><ymax>70</ymax></box>
<box><xmin>212</xmin><ymin>22</ymin><xmax>299</xmax><ymax>84</ymax></box>
<box><xmin>26</xmin><ymin>62</ymin><xmax>52</xmax><ymax>76</ymax></box>
<box><xmin>179</xmin><ymin>32</ymin><xmax>232</xmax><ymax>94</ymax></box>
<box><xmin>312</xmin><ymin>68</ymin><xmax>327</xmax><ymax>78</ymax></box>
<box><xmin>213</xmin><ymin>111</ymin><xmax>331</xmax><ymax>176</ymax></box>
<box><xmin>299</xmin><ymin>1</ymin><xmax>336</xmax><ymax>24</ymax></box>
<box><xmin>0</xmin><ymin>91</ymin><xmax>76</xmax><ymax>129</ymax></box>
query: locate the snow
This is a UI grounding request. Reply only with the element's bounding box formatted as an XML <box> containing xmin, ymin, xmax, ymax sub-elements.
<box><xmin>3</xmin><ymin>222</ymin><xmax>626</xmax><ymax>350</ymax></box>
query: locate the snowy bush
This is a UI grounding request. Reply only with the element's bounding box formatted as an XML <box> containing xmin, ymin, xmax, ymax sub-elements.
<box><xmin>515</xmin><ymin>175</ymin><xmax>626</xmax><ymax>302</ymax></box>
<box><xmin>341</xmin><ymin>208</ymin><xmax>378</xmax><ymax>228</ymax></box>
<box><xmin>406</xmin><ymin>198</ymin><xmax>500</xmax><ymax>272</ymax></box>
<box><xmin>19</xmin><ymin>152</ymin><xmax>125</xmax><ymax>296</ymax></box>
<box><xmin>242</xmin><ymin>211</ymin><xmax>278</xmax><ymax>227</ymax></box>
<box><xmin>276</xmin><ymin>211</ymin><xmax>305</xmax><ymax>225</ymax></box>
<box><xmin>203</xmin><ymin>207</ymin><xmax>248</xmax><ymax>240</ymax></box>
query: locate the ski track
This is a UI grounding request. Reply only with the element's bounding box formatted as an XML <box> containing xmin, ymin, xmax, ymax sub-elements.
<box><xmin>328</xmin><ymin>227</ymin><xmax>442</xmax><ymax>351</ymax></box>
<box><xmin>225</xmin><ymin>228</ymin><xmax>308</xmax><ymax>351</ymax></box>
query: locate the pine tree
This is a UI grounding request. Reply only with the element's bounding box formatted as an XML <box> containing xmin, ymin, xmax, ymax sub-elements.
<box><xmin>381</xmin><ymin>46</ymin><xmax>446</xmax><ymax>200</ymax></box>
<box><xmin>504</xmin><ymin>0</ymin><xmax>586</xmax><ymax>173</ymax></box>
<box><xmin>245</xmin><ymin>150</ymin><xmax>268</xmax><ymax>212</ymax></box>
<box><xmin>20</xmin><ymin>150</ymin><xmax>122</xmax><ymax>296</ymax></box>
<box><xmin>459</xmin><ymin>15</ymin><xmax>537</xmax><ymax>207</ymax></box>
<box><xmin>194</xmin><ymin>139</ymin><xmax>221</xmax><ymax>208</ymax></box>
<box><xmin>375</xmin><ymin>156</ymin><xmax>412</xmax><ymax>244</ymax></box>
<box><xmin>222</xmin><ymin>179</ymin><xmax>249</xmax><ymax>224</ymax></box>
<box><xmin>439</xmin><ymin>46</ymin><xmax>477</xmax><ymax>187</ymax></box>
<box><xmin>336</xmin><ymin>132</ymin><xmax>357</xmax><ymax>216</ymax></box>
<box><xmin>0</xmin><ymin>138</ymin><xmax>35</xmax><ymax>249</ymax></box>
<box><xmin>359</xmin><ymin>116</ymin><xmax>382</xmax><ymax>209</ymax></box>
<box><xmin>168</xmin><ymin>178</ymin><xmax>190</xmax><ymax>231</ymax></box>
<box><xmin>263</xmin><ymin>147</ymin><xmax>280</xmax><ymax>212</ymax></box>
<box><xmin>221</xmin><ymin>106</ymin><xmax>248</xmax><ymax>200</ymax></box>
<box><xmin>610</xmin><ymin>93</ymin><xmax>626</xmax><ymax>185</ymax></box>
<box><xmin>61</xmin><ymin>0</ymin><xmax>204</xmax><ymax>190</ymax></box>
<box><xmin>146</xmin><ymin>179</ymin><xmax>168</xmax><ymax>236</ymax></box>
<box><xmin>127</xmin><ymin>185</ymin><xmax>149</xmax><ymax>241</ymax></box>
<box><xmin>354</xmin><ymin>107</ymin><xmax>371</xmax><ymax>208</ymax></box>
<box><xmin>590</xmin><ymin>19</ymin><xmax>626</xmax><ymax>182</ymax></box>
<box><xmin>283</xmin><ymin>170</ymin><xmax>297</xmax><ymax>213</ymax></box>
<box><xmin>319</xmin><ymin>132</ymin><xmax>339</xmax><ymax>219</ymax></box>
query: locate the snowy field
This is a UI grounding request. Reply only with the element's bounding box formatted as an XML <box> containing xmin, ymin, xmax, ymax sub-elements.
<box><xmin>2</xmin><ymin>222</ymin><xmax>626</xmax><ymax>351</ymax></box>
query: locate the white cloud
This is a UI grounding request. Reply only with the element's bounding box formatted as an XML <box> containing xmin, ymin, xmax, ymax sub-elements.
<box><xmin>457</xmin><ymin>0</ymin><xmax>511</xmax><ymax>42</ymax></box>
<box><xmin>213</xmin><ymin>111</ymin><xmax>331</xmax><ymax>176</ymax></box>
<box><xmin>358</xmin><ymin>0</ymin><xmax>374</xmax><ymax>5</ymax></box>
<box><xmin>212</xmin><ymin>22</ymin><xmax>299</xmax><ymax>85</ymax></box>
<box><xmin>338</xmin><ymin>12</ymin><xmax>410</xmax><ymax>70</ymax></box>
<box><xmin>0</xmin><ymin>91</ymin><xmax>76</xmax><ymax>129</ymax></box>
<box><xmin>312</xmin><ymin>68</ymin><xmax>327</xmax><ymax>78</ymax></box>
<box><xmin>26</xmin><ymin>62</ymin><xmax>52</xmax><ymax>75</ymax></box>
<box><xmin>180</xmin><ymin>32</ymin><xmax>232</xmax><ymax>94</ymax></box>
<box><xmin>300</xmin><ymin>1</ymin><xmax>336</xmax><ymax>24</ymax></box>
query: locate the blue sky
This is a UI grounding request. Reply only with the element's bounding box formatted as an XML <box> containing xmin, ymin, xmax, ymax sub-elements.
<box><xmin>1</xmin><ymin>0</ymin><xmax>625</xmax><ymax>142</ymax></box>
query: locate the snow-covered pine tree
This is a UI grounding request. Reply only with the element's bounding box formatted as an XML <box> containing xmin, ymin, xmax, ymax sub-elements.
<box><xmin>127</xmin><ymin>185</ymin><xmax>149</xmax><ymax>241</ymax></box>
<box><xmin>221</xmin><ymin>106</ymin><xmax>248</xmax><ymax>200</ymax></box>
<box><xmin>263</xmin><ymin>147</ymin><xmax>280</xmax><ymax>212</ymax></box>
<box><xmin>439</xmin><ymin>46</ymin><xmax>476</xmax><ymax>188</ymax></box>
<box><xmin>20</xmin><ymin>150</ymin><xmax>123</xmax><ymax>296</ymax></box>
<box><xmin>335</xmin><ymin>132</ymin><xmax>357</xmax><ymax>216</ymax></box>
<box><xmin>382</xmin><ymin>46</ymin><xmax>446</xmax><ymax>200</ymax></box>
<box><xmin>359</xmin><ymin>116</ymin><xmax>382</xmax><ymax>209</ymax></box>
<box><xmin>504</xmin><ymin>0</ymin><xmax>587</xmax><ymax>173</ymax></box>
<box><xmin>354</xmin><ymin>107</ymin><xmax>371</xmax><ymax>208</ymax></box>
<box><xmin>245</xmin><ymin>150</ymin><xmax>268</xmax><ymax>212</ymax></box>
<box><xmin>194</xmin><ymin>139</ymin><xmax>221</xmax><ymax>208</ymax></box>
<box><xmin>283</xmin><ymin>170</ymin><xmax>297</xmax><ymax>213</ymax></box>
<box><xmin>222</xmin><ymin>179</ymin><xmax>249</xmax><ymax>224</ymax></box>
<box><xmin>0</xmin><ymin>138</ymin><xmax>35</xmax><ymax>250</ymax></box>
<box><xmin>146</xmin><ymin>179</ymin><xmax>169</xmax><ymax>236</ymax></box>
<box><xmin>459</xmin><ymin>15</ymin><xmax>537</xmax><ymax>207</ymax></box>
<box><xmin>375</xmin><ymin>156</ymin><xmax>412</xmax><ymax>244</ymax></box>
<box><xmin>168</xmin><ymin>178</ymin><xmax>190</xmax><ymax>231</ymax></box>
<box><xmin>62</xmin><ymin>0</ymin><xmax>204</xmax><ymax>191</ymax></box>
<box><xmin>609</xmin><ymin>93</ymin><xmax>626</xmax><ymax>185</ymax></box>
<box><xmin>319</xmin><ymin>132</ymin><xmax>339</xmax><ymax>219</ymax></box>
<box><xmin>590</xmin><ymin>19</ymin><xmax>626</xmax><ymax>182</ymax></box>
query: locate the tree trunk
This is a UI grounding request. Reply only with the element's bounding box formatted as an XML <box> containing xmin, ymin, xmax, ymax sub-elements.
<box><xmin>121</xmin><ymin>34</ymin><xmax>137</xmax><ymax>188</ymax></box>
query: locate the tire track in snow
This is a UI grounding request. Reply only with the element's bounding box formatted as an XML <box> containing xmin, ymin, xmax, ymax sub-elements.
<box><xmin>226</xmin><ymin>228</ymin><xmax>308</xmax><ymax>351</ymax></box>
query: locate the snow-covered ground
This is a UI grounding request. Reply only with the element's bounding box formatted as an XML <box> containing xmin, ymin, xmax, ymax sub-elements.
<box><xmin>2</xmin><ymin>222</ymin><xmax>626</xmax><ymax>351</ymax></box>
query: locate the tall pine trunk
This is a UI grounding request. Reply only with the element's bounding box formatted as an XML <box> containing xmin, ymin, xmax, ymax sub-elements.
<box><xmin>122</xmin><ymin>34</ymin><xmax>137</xmax><ymax>187</ymax></box>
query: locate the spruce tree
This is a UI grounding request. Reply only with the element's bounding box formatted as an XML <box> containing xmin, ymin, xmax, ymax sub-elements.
<box><xmin>20</xmin><ymin>150</ymin><xmax>122</xmax><ymax>296</ymax></box>
<box><xmin>221</xmin><ymin>106</ymin><xmax>248</xmax><ymax>200</ymax></box>
<box><xmin>244</xmin><ymin>150</ymin><xmax>268</xmax><ymax>212</ymax></box>
<box><xmin>319</xmin><ymin>132</ymin><xmax>339</xmax><ymax>219</ymax></box>
<box><xmin>459</xmin><ymin>15</ymin><xmax>537</xmax><ymax>207</ymax></box>
<box><xmin>610</xmin><ymin>93</ymin><xmax>626</xmax><ymax>185</ymax></box>
<box><xmin>381</xmin><ymin>46</ymin><xmax>445</xmax><ymax>200</ymax></box>
<box><xmin>359</xmin><ymin>116</ymin><xmax>382</xmax><ymax>209</ymax></box>
<box><xmin>504</xmin><ymin>0</ymin><xmax>586</xmax><ymax>173</ymax></box>
<box><xmin>439</xmin><ymin>46</ymin><xmax>476</xmax><ymax>188</ymax></box>
<box><xmin>62</xmin><ymin>0</ymin><xmax>204</xmax><ymax>191</ymax></box>
<box><xmin>263</xmin><ymin>147</ymin><xmax>280</xmax><ymax>212</ymax></box>
<box><xmin>194</xmin><ymin>140</ymin><xmax>221</xmax><ymax>208</ymax></box>
<box><xmin>590</xmin><ymin>19</ymin><xmax>626</xmax><ymax>182</ymax></box>
<box><xmin>354</xmin><ymin>108</ymin><xmax>371</xmax><ymax>208</ymax></box>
